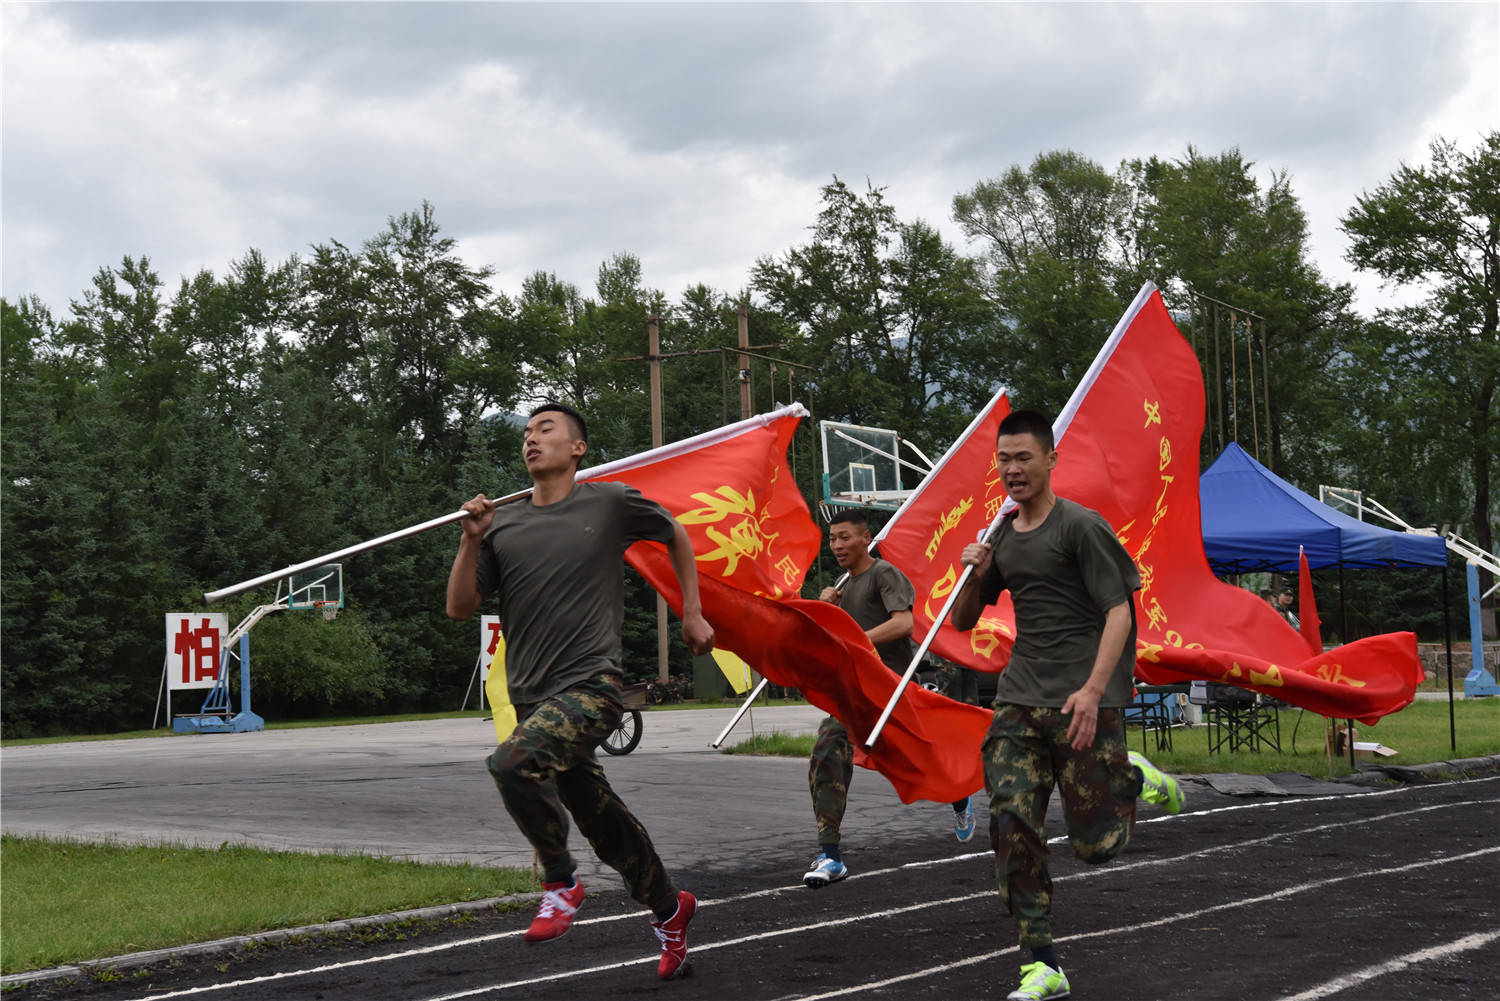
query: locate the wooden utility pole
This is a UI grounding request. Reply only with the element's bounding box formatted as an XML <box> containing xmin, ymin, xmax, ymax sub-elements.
<box><xmin>737</xmin><ymin>305</ymin><xmax>752</xmax><ymax>420</ymax></box>
<box><xmin>648</xmin><ymin>317</ymin><xmax>669</xmax><ymax>683</ymax></box>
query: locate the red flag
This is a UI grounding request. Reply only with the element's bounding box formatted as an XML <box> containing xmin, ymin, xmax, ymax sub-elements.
<box><xmin>880</xmin><ymin>284</ymin><xmax>1421</xmax><ymax>724</ymax></box>
<box><xmin>580</xmin><ymin>405</ymin><xmax>821</xmax><ymax>599</ymax></box>
<box><xmin>876</xmin><ymin>392</ymin><xmax>1017</xmax><ymax>672</ymax></box>
<box><xmin>1045</xmin><ymin>284</ymin><xmax>1420</xmax><ymax>724</ymax></box>
<box><xmin>1298</xmin><ymin>546</ymin><xmax>1323</xmax><ymax>657</ymax></box>
<box><xmin>597</xmin><ymin>405</ymin><xmax>990</xmax><ymax>803</ymax></box>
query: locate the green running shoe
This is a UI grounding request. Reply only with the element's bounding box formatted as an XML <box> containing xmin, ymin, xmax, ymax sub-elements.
<box><xmin>1006</xmin><ymin>961</ymin><xmax>1070</xmax><ymax>1000</ymax></box>
<box><xmin>1129</xmin><ymin>749</ymin><xmax>1185</xmax><ymax>814</ymax></box>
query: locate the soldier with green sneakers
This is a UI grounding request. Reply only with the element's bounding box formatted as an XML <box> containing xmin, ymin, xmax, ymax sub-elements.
<box><xmin>950</xmin><ymin>409</ymin><xmax>1184</xmax><ymax>1001</ymax></box>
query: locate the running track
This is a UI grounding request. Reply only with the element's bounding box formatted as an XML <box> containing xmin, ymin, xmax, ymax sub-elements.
<box><xmin>29</xmin><ymin>775</ymin><xmax>1500</xmax><ymax>1000</ymax></box>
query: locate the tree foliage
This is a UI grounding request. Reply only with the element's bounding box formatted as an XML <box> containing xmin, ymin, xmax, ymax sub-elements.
<box><xmin>1341</xmin><ymin>131</ymin><xmax>1499</xmax><ymax>624</ymax></box>
<box><xmin>4</xmin><ymin>137</ymin><xmax>1490</xmax><ymax>735</ymax></box>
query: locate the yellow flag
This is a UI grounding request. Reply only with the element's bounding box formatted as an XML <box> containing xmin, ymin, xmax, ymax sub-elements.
<box><xmin>484</xmin><ymin>633</ymin><xmax>519</xmax><ymax>744</ymax></box>
<box><xmin>711</xmin><ymin>647</ymin><xmax>755</xmax><ymax>695</ymax></box>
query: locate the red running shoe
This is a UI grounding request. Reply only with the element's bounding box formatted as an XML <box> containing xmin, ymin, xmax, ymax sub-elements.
<box><xmin>524</xmin><ymin>879</ymin><xmax>585</xmax><ymax>943</ymax></box>
<box><xmin>650</xmin><ymin>890</ymin><xmax>696</xmax><ymax>979</ymax></box>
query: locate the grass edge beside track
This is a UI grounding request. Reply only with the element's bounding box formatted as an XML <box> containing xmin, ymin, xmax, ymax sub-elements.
<box><xmin>724</xmin><ymin>699</ymin><xmax>1500</xmax><ymax>776</ymax></box>
<box><xmin>0</xmin><ymin>838</ymin><xmax>539</xmax><ymax>981</ymax></box>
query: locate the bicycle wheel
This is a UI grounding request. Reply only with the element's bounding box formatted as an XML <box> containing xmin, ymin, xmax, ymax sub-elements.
<box><xmin>601</xmin><ymin>709</ymin><xmax>643</xmax><ymax>755</ymax></box>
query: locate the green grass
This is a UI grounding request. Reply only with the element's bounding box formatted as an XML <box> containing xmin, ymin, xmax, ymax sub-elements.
<box><xmin>721</xmin><ymin>699</ymin><xmax>1500</xmax><ymax>780</ymax></box>
<box><xmin>718</xmin><ymin>729</ymin><xmax>818</xmax><ymax>756</ymax></box>
<box><xmin>0</xmin><ymin>710</ymin><xmax>497</xmax><ymax>747</ymax></box>
<box><xmin>0</xmin><ymin>836</ymin><xmax>538</xmax><ymax>975</ymax></box>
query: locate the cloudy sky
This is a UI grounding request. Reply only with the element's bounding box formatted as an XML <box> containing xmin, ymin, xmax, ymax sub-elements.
<box><xmin>3</xmin><ymin>2</ymin><xmax>1496</xmax><ymax>321</ymax></box>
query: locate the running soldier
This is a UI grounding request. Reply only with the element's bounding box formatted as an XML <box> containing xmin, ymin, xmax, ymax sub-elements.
<box><xmin>446</xmin><ymin>402</ymin><xmax>714</xmax><ymax>980</ymax></box>
<box><xmin>803</xmin><ymin>510</ymin><xmax>977</xmax><ymax>889</ymax></box>
<box><xmin>950</xmin><ymin>409</ymin><xmax>1183</xmax><ymax>1001</ymax></box>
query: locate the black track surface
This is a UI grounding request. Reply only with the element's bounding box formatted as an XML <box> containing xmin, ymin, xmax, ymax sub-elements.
<box><xmin>25</xmin><ymin>776</ymin><xmax>1500</xmax><ymax>1001</ymax></box>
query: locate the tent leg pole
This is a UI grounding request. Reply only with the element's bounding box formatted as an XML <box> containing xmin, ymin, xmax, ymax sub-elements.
<box><xmin>1340</xmin><ymin>565</ymin><xmax>1355</xmax><ymax>769</ymax></box>
<box><xmin>1443</xmin><ymin>563</ymin><xmax>1455</xmax><ymax>752</ymax></box>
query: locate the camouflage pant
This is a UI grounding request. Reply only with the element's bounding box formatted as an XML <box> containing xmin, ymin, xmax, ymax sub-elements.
<box><xmin>808</xmin><ymin>715</ymin><xmax>854</xmax><ymax>845</ymax></box>
<box><xmin>983</xmin><ymin>704</ymin><xmax>1139</xmax><ymax>950</ymax></box>
<box><xmin>485</xmin><ymin>674</ymin><xmax>676</xmax><ymax>911</ymax></box>
<box><xmin>937</xmin><ymin>663</ymin><xmax>981</xmax><ymax>705</ymax></box>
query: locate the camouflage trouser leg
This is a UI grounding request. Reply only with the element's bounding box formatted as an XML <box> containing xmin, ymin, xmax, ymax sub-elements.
<box><xmin>486</xmin><ymin>675</ymin><xmax>677</xmax><ymax>911</ymax></box>
<box><xmin>808</xmin><ymin>715</ymin><xmax>854</xmax><ymax>845</ymax></box>
<box><xmin>982</xmin><ymin>704</ymin><xmax>1138</xmax><ymax>950</ymax></box>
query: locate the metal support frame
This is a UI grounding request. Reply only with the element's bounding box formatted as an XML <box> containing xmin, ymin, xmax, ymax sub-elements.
<box><xmin>1465</xmin><ymin>562</ymin><xmax>1500</xmax><ymax>697</ymax></box>
<box><xmin>174</xmin><ymin>585</ymin><xmax>322</xmax><ymax>732</ymax></box>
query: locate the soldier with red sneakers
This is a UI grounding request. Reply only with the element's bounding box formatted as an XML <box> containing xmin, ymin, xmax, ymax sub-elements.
<box><xmin>447</xmin><ymin>402</ymin><xmax>714</xmax><ymax>980</ymax></box>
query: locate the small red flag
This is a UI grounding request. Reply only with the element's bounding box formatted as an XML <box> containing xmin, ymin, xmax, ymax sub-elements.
<box><xmin>1298</xmin><ymin>546</ymin><xmax>1323</xmax><ymax>657</ymax></box>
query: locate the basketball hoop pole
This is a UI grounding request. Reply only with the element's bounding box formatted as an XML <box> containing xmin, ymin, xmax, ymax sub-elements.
<box><xmin>202</xmin><ymin>488</ymin><xmax>533</xmax><ymax>604</ymax></box>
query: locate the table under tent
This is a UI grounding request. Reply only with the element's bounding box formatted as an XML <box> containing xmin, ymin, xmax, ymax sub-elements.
<box><xmin>1197</xmin><ymin>442</ymin><xmax>1454</xmax><ymax>757</ymax></box>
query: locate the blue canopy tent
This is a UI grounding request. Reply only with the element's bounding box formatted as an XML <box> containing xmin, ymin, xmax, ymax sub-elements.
<box><xmin>1200</xmin><ymin>443</ymin><xmax>1448</xmax><ymax>573</ymax></box>
<box><xmin>1199</xmin><ymin>442</ymin><xmax>1457</xmax><ymax>756</ymax></box>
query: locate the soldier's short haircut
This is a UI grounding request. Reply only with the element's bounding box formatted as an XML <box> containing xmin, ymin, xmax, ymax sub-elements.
<box><xmin>828</xmin><ymin>509</ymin><xmax>869</xmax><ymax>531</ymax></box>
<box><xmin>997</xmin><ymin>409</ymin><xmax>1055</xmax><ymax>452</ymax></box>
<box><xmin>530</xmin><ymin>402</ymin><xmax>588</xmax><ymax>444</ymax></box>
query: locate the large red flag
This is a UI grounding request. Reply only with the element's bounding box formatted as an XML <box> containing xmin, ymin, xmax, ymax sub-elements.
<box><xmin>1051</xmin><ymin>285</ymin><xmax>1420</xmax><ymax>723</ymax></box>
<box><xmin>580</xmin><ymin>405</ymin><xmax>821</xmax><ymax>599</ymax></box>
<box><xmin>918</xmin><ymin>283</ymin><xmax>1420</xmax><ymax>724</ymax></box>
<box><xmin>593</xmin><ymin>405</ymin><xmax>990</xmax><ymax>803</ymax></box>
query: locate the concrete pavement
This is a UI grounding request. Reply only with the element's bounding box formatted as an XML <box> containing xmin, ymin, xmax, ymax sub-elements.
<box><xmin>1</xmin><ymin>705</ymin><xmax>967</xmax><ymax>881</ymax></box>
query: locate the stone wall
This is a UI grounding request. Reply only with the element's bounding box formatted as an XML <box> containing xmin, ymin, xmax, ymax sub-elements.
<box><xmin>1417</xmin><ymin>642</ymin><xmax>1499</xmax><ymax>683</ymax></box>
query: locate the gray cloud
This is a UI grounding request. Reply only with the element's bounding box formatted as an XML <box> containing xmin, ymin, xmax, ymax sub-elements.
<box><xmin>3</xmin><ymin>2</ymin><xmax>1494</xmax><ymax>316</ymax></box>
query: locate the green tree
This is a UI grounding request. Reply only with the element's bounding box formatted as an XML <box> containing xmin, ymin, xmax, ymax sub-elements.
<box><xmin>1341</xmin><ymin>131</ymin><xmax>1500</xmax><ymax>628</ymax></box>
<box><xmin>752</xmin><ymin>176</ymin><xmax>996</xmax><ymax>453</ymax></box>
<box><xmin>953</xmin><ymin>151</ymin><xmax>1127</xmax><ymax>417</ymax></box>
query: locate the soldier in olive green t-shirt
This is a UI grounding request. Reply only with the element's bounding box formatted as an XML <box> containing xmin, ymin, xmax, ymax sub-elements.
<box><xmin>801</xmin><ymin>509</ymin><xmax>979</xmax><ymax>890</ymax></box>
<box><xmin>950</xmin><ymin>408</ymin><xmax>1184</xmax><ymax>1001</ymax></box>
<box><xmin>446</xmin><ymin>403</ymin><xmax>714</xmax><ymax>981</ymax></box>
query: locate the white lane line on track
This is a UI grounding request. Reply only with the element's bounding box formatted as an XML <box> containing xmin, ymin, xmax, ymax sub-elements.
<box><xmin>415</xmin><ymin>801</ymin><xmax>1500</xmax><ymax>1001</ymax></box>
<box><xmin>1272</xmin><ymin>929</ymin><xmax>1500</xmax><ymax>1001</ymax></box>
<box><xmin>783</xmin><ymin>845</ymin><xmax>1500</xmax><ymax>1001</ymax></box>
<box><xmin>901</xmin><ymin>772</ymin><xmax>1500</xmax><ymax>868</ymax></box>
<box><xmin>116</xmin><ymin>787</ymin><xmax>1499</xmax><ymax>1001</ymax></box>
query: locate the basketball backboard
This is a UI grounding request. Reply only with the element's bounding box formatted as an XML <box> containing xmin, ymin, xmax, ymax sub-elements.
<box><xmin>820</xmin><ymin>420</ymin><xmax>930</xmax><ymax>512</ymax></box>
<box><xmin>285</xmin><ymin>564</ymin><xmax>344</xmax><ymax>612</ymax></box>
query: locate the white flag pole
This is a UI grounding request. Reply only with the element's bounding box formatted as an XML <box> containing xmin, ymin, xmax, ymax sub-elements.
<box><xmin>204</xmin><ymin>404</ymin><xmax>810</xmax><ymax>605</ymax></box>
<box><xmin>863</xmin><ymin>282</ymin><xmax>1160</xmax><ymax>749</ymax></box>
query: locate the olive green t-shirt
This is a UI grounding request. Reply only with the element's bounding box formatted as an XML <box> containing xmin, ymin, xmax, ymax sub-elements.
<box><xmin>976</xmin><ymin>497</ymin><xmax>1140</xmax><ymax>708</ymax></box>
<box><xmin>837</xmin><ymin>559</ymin><xmax>916</xmax><ymax>672</ymax></box>
<box><xmin>474</xmin><ymin>481</ymin><xmax>677</xmax><ymax>705</ymax></box>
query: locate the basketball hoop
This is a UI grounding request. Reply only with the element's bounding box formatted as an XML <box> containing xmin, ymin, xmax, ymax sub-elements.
<box><xmin>314</xmin><ymin>600</ymin><xmax>338</xmax><ymax>622</ymax></box>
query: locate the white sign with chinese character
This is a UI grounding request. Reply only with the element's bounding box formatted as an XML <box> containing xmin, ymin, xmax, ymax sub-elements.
<box><xmin>165</xmin><ymin>613</ymin><xmax>229</xmax><ymax>691</ymax></box>
<box><xmin>480</xmin><ymin>615</ymin><xmax>503</xmax><ymax>682</ymax></box>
